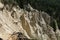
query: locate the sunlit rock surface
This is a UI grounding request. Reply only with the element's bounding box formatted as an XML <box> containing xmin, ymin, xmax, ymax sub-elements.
<box><xmin>0</xmin><ymin>1</ymin><xmax>60</xmax><ymax>40</ymax></box>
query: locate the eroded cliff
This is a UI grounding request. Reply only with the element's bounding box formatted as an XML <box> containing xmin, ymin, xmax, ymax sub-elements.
<box><xmin>0</xmin><ymin>1</ymin><xmax>60</xmax><ymax>40</ymax></box>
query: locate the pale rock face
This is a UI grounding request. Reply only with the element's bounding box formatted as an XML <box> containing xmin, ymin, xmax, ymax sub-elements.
<box><xmin>0</xmin><ymin>2</ymin><xmax>4</xmax><ymax>9</ymax></box>
<box><xmin>0</xmin><ymin>1</ymin><xmax>60</xmax><ymax>40</ymax></box>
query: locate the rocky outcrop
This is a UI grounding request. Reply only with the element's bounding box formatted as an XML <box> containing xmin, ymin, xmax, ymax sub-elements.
<box><xmin>0</xmin><ymin>1</ymin><xmax>60</xmax><ymax>40</ymax></box>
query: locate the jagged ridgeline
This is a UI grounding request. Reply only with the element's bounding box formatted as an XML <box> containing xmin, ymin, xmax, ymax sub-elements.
<box><xmin>1</xmin><ymin>0</ymin><xmax>60</xmax><ymax>30</ymax></box>
<box><xmin>0</xmin><ymin>0</ymin><xmax>60</xmax><ymax>40</ymax></box>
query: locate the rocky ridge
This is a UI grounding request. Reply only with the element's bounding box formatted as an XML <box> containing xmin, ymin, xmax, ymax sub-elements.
<box><xmin>0</xmin><ymin>1</ymin><xmax>60</xmax><ymax>40</ymax></box>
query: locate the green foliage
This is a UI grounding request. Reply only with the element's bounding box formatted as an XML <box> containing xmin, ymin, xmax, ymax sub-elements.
<box><xmin>1</xmin><ymin>0</ymin><xmax>14</xmax><ymax>4</ymax></box>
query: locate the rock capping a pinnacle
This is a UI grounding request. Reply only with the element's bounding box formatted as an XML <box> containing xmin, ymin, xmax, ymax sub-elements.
<box><xmin>0</xmin><ymin>2</ymin><xmax>4</xmax><ymax>9</ymax></box>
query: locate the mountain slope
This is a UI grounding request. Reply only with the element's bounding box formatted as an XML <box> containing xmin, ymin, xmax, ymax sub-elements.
<box><xmin>0</xmin><ymin>1</ymin><xmax>60</xmax><ymax>40</ymax></box>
